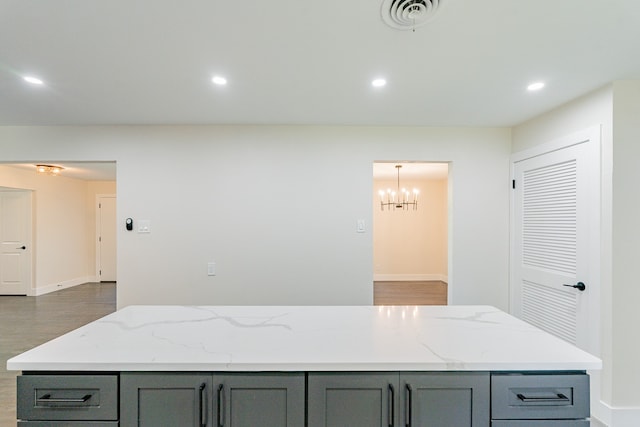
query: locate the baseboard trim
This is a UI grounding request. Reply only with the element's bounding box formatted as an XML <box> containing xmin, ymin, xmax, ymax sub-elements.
<box><xmin>32</xmin><ymin>276</ymin><xmax>93</xmax><ymax>296</ymax></box>
<box><xmin>593</xmin><ymin>400</ymin><xmax>640</xmax><ymax>426</ymax></box>
<box><xmin>374</xmin><ymin>274</ymin><xmax>448</xmax><ymax>283</ymax></box>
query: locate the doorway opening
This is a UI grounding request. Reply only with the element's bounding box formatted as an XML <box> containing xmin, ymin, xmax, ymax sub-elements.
<box><xmin>0</xmin><ymin>161</ymin><xmax>117</xmax><ymax>297</ymax></box>
<box><xmin>372</xmin><ymin>161</ymin><xmax>449</xmax><ymax>305</ymax></box>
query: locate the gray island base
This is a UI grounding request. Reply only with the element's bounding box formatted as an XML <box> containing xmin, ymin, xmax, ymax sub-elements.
<box><xmin>8</xmin><ymin>305</ymin><xmax>601</xmax><ymax>426</ymax></box>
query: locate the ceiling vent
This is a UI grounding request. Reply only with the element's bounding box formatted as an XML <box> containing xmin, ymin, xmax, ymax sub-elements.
<box><xmin>381</xmin><ymin>0</ymin><xmax>445</xmax><ymax>30</ymax></box>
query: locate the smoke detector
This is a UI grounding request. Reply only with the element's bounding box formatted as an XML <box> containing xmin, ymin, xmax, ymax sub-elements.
<box><xmin>381</xmin><ymin>0</ymin><xmax>445</xmax><ymax>30</ymax></box>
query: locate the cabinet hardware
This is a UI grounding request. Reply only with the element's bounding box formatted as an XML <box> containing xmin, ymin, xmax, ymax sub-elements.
<box><xmin>217</xmin><ymin>383</ymin><xmax>225</xmax><ymax>427</ymax></box>
<box><xmin>516</xmin><ymin>392</ymin><xmax>570</xmax><ymax>403</ymax></box>
<box><xmin>199</xmin><ymin>383</ymin><xmax>207</xmax><ymax>427</ymax></box>
<box><xmin>37</xmin><ymin>393</ymin><xmax>92</xmax><ymax>404</ymax></box>
<box><xmin>405</xmin><ymin>384</ymin><xmax>412</xmax><ymax>427</ymax></box>
<box><xmin>388</xmin><ymin>383</ymin><xmax>395</xmax><ymax>427</ymax></box>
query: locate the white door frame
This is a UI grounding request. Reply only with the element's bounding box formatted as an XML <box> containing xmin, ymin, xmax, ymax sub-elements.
<box><xmin>95</xmin><ymin>194</ymin><xmax>116</xmax><ymax>282</ymax></box>
<box><xmin>510</xmin><ymin>125</ymin><xmax>601</xmax><ymax>356</ymax></box>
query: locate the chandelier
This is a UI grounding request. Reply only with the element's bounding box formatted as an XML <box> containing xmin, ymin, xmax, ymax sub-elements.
<box><xmin>378</xmin><ymin>165</ymin><xmax>419</xmax><ymax>210</ymax></box>
<box><xmin>36</xmin><ymin>164</ymin><xmax>64</xmax><ymax>176</ymax></box>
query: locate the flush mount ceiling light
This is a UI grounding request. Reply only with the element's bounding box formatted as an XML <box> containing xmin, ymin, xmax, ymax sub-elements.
<box><xmin>36</xmin><ymin>164</ymin><xmax>64</xmax><ymax>176</ymax></box>
<box><xmin>211</xmin><ymin>76</ymin><xmax>227</xmax><ymax>85</ymax></box>
<box><xmin>381</xmin><ymin>0</ymin><xmax>445</xmax><ymax>31</ymax></box>
<box><xmin>372</xmin><ymin>78</ymin><xmax>387</xmax><ymax>88</ymax></box>
<box><xmin>527</xmin><ymin>82</ymin><xmax>545</xmax><ymax>91</ymax></box>
<box><xmin>23</xmin><ymin>76</ymin><xmax>44</xmax><ymax>85</ymax></box>
<box><xmin>378</xmin><ymin>165</ymin><xmax>419</xmax><ymax>211</ymax></box>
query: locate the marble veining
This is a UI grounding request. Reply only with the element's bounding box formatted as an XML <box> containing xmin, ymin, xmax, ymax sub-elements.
<box><xmin>7</xmin><ymin>305</ymin><xmax>602</xmax><ymax>372</ymax></box>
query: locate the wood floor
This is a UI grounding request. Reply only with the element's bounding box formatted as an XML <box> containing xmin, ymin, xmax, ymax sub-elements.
<box><xmin>374</xmin><ymin>280</ymin><xmax>448</xmax><ymax>306</ymax></box>
<box><xmin>0</xmin><ymin>281</ymin><xmax>443</xmax><ymax>426</ymax></box>
<box><xmin>0</xmin><ymin>283</ymin><xmax>116</xmax><ymax>427</ymax></box>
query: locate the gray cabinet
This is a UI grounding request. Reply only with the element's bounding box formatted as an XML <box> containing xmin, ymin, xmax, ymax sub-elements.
<box><xmin>402</xmin><ymin>372</ymin><xmax>489</xmax><ymax>427</ymax></box>
<box><xmin>491</xmin><ymin>373</ymin><xmax>590</xmax><ymax>425</ymax></box>
<box><xmin>121</xmin><ymin>372</ymin><xmax>304</xmax><ymax>427</ymax></box>
<box><xmin>214</xmin><ymin>373</ymin><xmax>304</xmax><ymax>427</ymax></box>
<box><xmin>308</xmin><ymin>372</ymin><xmax>398</xmax><ymax>427</ymax></box>
<box><xmin>17</xmin><ymin>374</ymin><xmax>118</xmax><ymax>426</ymax></box>
<box><xmin>121</xmin><ymin>373</ymin><xmax>212</xmax><ymax>427</ymax></box>
<box><xmin>308</xmin><ymin>372</ymin><xmax>490</xmax><ymax>427</ymax></box>
<box><xmin>15</xmin><ymin>370</ymin><xmax>591</xmax><ymax>427</ymax></box>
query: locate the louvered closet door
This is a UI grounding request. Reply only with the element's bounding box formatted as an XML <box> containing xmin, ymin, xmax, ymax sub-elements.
<box><xmin>512</xmin><ymin>132</ymin><xmax>599</xmax><ymax>352</ymax></box>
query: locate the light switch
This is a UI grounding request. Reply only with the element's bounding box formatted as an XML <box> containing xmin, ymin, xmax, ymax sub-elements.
<box><xmin>357</xmin><ymin>219</ymin><xmax>366</xmax><ymax>233</ymax></box>
<box><xmin>208</xmin><ymin>262</ymin><xmax>216</xmax><ymax>276</ymax></box>
<box><xmin>138</xmin><ymin>220</ymin><xmax>151</xmax><ymax>233</ymax></box>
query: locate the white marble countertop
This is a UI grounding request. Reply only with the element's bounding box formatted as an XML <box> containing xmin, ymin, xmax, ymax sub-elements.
<box><xmin>7</xmin><ymin>305</ymin><xmax>602</xmax><ymax>372</ymax></box>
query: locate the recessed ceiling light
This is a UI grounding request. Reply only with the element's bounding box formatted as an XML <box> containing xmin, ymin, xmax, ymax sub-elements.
<box><xmin>527</xmin><ymin>82</ymin><xmax>545</xmax><ymax>91</ymax></box>
<box><xmin>372</xmin><ymin>78</ymin><xmax>387</xmax><ymax>88</ymax></box>
<box><xmin>212</xmin><ymin>76</ymin><xmax>227</xmax><ymax>86</ymax></box>
<box><xmin>23</xmin><ymin>76</ymin><xmax>44</xmax><ymax>85</ymax></box>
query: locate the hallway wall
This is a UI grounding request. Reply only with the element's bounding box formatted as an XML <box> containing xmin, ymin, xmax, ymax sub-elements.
<box><xmin>0</xmin><ymin>125</ymin><xmax>511</xmax><ymax>309</ymax></box>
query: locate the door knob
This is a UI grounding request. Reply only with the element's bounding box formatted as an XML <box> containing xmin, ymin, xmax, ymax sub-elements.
<box><xmin>563</xmin><ymin>282</ymin><xmax>586</xmax><ymax>291</ymax></box>
<box><xmin>16</xmin><ymin>246</ymin><xmax>26</xmax><ymax>250</ymax></box>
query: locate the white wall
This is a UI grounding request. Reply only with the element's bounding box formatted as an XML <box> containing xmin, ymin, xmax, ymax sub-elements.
<box><xmin>610</xmin><ymin>81</ymin><xmax>640</xmax><ymax>414</ymax></box>
<box><xmin>373</xmin><ymin>177</ymin><xmax>448</xmax><ymax>281</ymax></box>
<box><xmin>512</xmin><ymin>85</ymin><xmax>613</xmax><ymax>152</ymax></box>
<box><xmin>0</xmin><ymin>165</ymin><xmax>116</xmax><ymax>294</ymax></box>
<box><xmin>0</xmin><ymin>125</ymin><xmax>511</xmax><ymax>309</ymax></box>
<box><xmin>512</xmin><ymin>83</ymin><xmax>640</xmax><ymax>426</ymax></box>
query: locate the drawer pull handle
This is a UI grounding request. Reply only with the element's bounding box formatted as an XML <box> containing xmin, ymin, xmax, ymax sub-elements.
<box><xmin>516</xmin><ymin>392</ymin><xmax>570</xmax><ymax>403</ymax></box>
<box><xmin>199</xmin><ymin>383</ymin><xmax>207</xmax><ymax>427</ymax></box>
<box><xmin>405</xmin><ymin>383</ymin><xmax>412</xmax><ymax>427</ymax></box>
<box><xmin>37</xmin><ymin>393</ymin><xmax>92</xmax><ymax>404</ymax></box>
<box><xmin>217</xmin><ymin>384</ymin><xmax>225</xmax><ymax>427</ymax></box>
<box><xmin>387</xmin><ymin>383</ymin><xmax>395</xmax><ymax>427</ymax></box>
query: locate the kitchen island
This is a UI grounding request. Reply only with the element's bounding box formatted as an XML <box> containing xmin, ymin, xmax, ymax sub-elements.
<box><xmin>8</xmin><ymin>305</ymin><xmax>602</xmax><ymax>426</ymax></box>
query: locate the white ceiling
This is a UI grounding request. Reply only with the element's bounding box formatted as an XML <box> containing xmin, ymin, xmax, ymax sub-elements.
<box><xmin>1</xmin><ymin>0</ymin><xmax>639</xmax><ymax>127</ymax></box>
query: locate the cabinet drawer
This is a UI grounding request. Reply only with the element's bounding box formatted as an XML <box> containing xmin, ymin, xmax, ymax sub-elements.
<box><xmin>17</xmin><ymin>375</ymin><xmax>118</xmax><ymax>421</ymax></box>
<box><xmin>492</xmin><ymin>421</ymin><xmax>589</xmax><ymax>426</ymax></box>
<box><xmin>491</xmin><ymin>373</ymin><xmax>589</xmax><ymax>420</ymax></box>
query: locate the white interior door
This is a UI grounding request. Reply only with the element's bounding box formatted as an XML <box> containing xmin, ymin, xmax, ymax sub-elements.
<box><xmin>0</xmin><ymin>191</ymin><xmax>32</xmax><ymax>295</ymax></box>
<box><xmin>511</xmin><ymin>127</ymin><xmax>600</xmax><ymax>353</ymax></box>
<box><xmin>97</xmin><ymin>195</ymin><xmax>117</xmax><ymax>282</ymax></box>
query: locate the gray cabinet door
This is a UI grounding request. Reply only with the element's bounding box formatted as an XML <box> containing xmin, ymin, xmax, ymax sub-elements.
<box><xmin>400</xmin><ymin>372</ymin><xmax>490</xmax><ymax>427</ymax></box>
<box><xmin>213</xmin><ymin>373</ymin><xmax>304</xmax><ymax>427</ymax></box>
<box><xmin>120</xmin><ymin>373</ymin><xmax>213</xmax><ymax>427</ymax></box>
<box><xmin>308</xmin><ymin>372</ymin><xmax>399</xmax><ymax>427</ymax></box>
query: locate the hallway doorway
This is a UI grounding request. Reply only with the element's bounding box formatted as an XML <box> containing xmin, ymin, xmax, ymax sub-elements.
<box><xmin>372</xmin><ymin>162</ymin><xmax>449</xmax><ymax>305</ymax></box>
<box><xmin>0</xmin><ymin>162</ymin><xmax>116</xmax><ymax>296</ymax></box>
